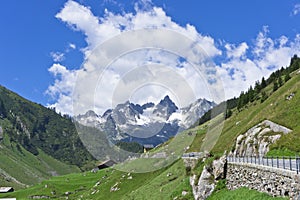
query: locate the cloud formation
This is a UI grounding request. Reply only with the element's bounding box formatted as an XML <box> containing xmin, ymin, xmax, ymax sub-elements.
<box><xmin>68</xmin><ymin>43</ymin><xmax>76</xmax><ymax>50</ymax></box>
<box><xmin>50</xmin><ymin>51</ymin><xmax>65</xmax><ymax>62</ymax></box>
<box><xmin>292</xmin><ymin>4</ymin><xmax>300</xmax><ymax>16</ymax></box>
<box><xmin>219</xmin><ymin>26</ymin><xmax>300</xmax><ymax>98</ymax></box>
<box><xmin>47</xmin><ymin>0</ymin><xmax>300</xmax><ymax>115</ymax></box>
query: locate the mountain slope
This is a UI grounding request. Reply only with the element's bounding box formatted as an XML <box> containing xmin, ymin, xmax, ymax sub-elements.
<box><xmin>191</xmin><ymin>57</ymin><xmax>300</xmax><ymax>156</ymax></box>
<box><xmin>0</xmin><ymin>85</ymin><xmax>95</xmax><ymax>187</ymax></box>
<box><xmin>0</xmin><ymin>134</ymin><xmax>80</xmax><ymax>189</ymax></box>
<box><xmin>0</xmin><ymin>85</ymin><xmax>94</xmax><ymax>166</ymax></box>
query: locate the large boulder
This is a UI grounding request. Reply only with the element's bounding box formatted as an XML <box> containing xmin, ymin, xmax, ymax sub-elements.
<box><xmin>233</xmin><ymin>120</ymin><xmax>292</xmax><ymax>157</ymax></box>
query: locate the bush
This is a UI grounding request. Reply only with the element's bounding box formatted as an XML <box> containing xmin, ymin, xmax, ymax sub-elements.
<box><xmin>185</xmin><ymin>166</ymin><xmax>191</xmax><ymax>176</ymax></box>
<box><xmin>215</xmin><ymin>179</ymin><xmax>226</xmax><ymax>191</ymax></box>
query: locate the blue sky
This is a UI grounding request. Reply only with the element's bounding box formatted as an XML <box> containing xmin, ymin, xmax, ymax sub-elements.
<box><xmin>1</xmin><ymin>0</ymin><xmax>300</xmax><ymax>114</ymax></box>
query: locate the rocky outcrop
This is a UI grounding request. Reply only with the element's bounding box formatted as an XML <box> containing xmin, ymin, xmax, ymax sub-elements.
<box><xmin>232</xmin><ymin>120</ymin><xmax>292</xmax><ymax>157</ymax></box>
<box><xmin>190</xmin><ymin>167</ymin><xmax>215</xmax><ymax>200</ymax></box>
<box><xmin>190</xmin><ymin>154</ymin><xmax>227</xmax><ymax>200</ymax></box>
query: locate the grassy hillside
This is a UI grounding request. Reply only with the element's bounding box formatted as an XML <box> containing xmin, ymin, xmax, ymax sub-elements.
<box><xmin>208</xmin><ymin>187</ymin><xmax>287</xmax><ymax>200</ymax></box>
<box><xmin>0</xmin><ymin>132</ymin><xmax>80</xmax><ymax>189</ymax></box>
<box><xmin>0</xmin><ymin>159</ymin><xmax>193</xmax><ymax>200</ymax></box>
<box><xmin>210</xmin><ymin>69</ymin><xmax>300</xmax><ymax>155</ymax></box>
<box><xmin>0</xmin><ymin>85</ymin><xmax>96</xmax><ymax>188</ymax></box>
<box><xmin>0</xmin><ymin>85</ymin><xmax>94</xmax><ymax>167</ymax></box>
<box><xmin>0</xmin><ymin>158</ymin><xmax>286</xmax><ymax>200</ymax></box>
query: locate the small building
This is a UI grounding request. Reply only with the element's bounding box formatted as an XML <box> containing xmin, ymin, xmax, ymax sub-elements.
<box><xmin>143</xmin><ymin>144</ymin><xmax>154</xmax><ymax>153</ymax></box>
<box><xmin>91</xmin><ymin>159</ymin><xmax>116</xmax><ymax>173</ymax></box>
<box><xmin>97</xmin><ymin>160</ymin><xmax>116</xmax><ymax>170</ymax></box>
<box><xmin>0</xmin><ymin>187</ymin><xmax>14</xmax><ymax>193</ymax></box>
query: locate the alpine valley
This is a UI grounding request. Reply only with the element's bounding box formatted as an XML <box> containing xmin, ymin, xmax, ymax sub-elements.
<box><xmin>1</xmin><ymin>55</ymin><xmax>300</xmax><ymax>200</ymax></box>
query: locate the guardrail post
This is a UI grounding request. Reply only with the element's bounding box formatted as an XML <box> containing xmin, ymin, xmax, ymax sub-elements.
<box><xmin>271</xmin><ymin>156</ymin><xmax>273</xmax><ymax>167</ymax></box>
<box><xmin>258</xmin><ymin>156</ymin><xmax>260</xmax><ymax>165</ymax></box>
<box><xmin>255</xmin><ymin>156</ymin><xmax>256</xmax><ymax>164</ymax></box>
<box><xmin>283</xmin><ymin>156</ymin><xmax>285</xmax><ymax>169</ymax></box>
<box><xmin>267</xmin><ymin>157</ymin><xmax>269</xmax><ymax>166</ymax></box>
<box><xmin>251</xmin><ymin>156</ymin><xmax>252</xmax><ymax>163</ymax></box>
<box><xmin>289</xmin><ymin>157</ymin><xmax>292</xmax><ymax>171</ymax></box>
<box><xmin>296</xmin><ymin>157</ymin><xmax>299</xmax><ymax>174</ymax></box>
<box><xmin>262</xmin><ymin>156</ymin><xmax>264</xmax><ymax>165</ymax></box>
<box><xmin>277</xmin><ymin>156</ymin><xmax>279</xmax><ymax>168</ymax></box>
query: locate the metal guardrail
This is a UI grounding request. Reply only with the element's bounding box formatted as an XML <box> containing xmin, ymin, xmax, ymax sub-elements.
<box><xmin>227</xmin><ymin>156</ymin><xmax>300</xmax><ymax>174</ymax></box>
<box><xmin>182</xmin><ymin>152</ymin><xmax>203</xmax><ymax>158</ymax></box>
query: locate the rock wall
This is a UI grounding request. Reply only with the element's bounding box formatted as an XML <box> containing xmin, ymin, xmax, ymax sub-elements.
<box><xmin>227</xmin><ymin>162</ymin><xmax>300</xmax><ymax>199</ymax></box>
<box><xmin>183</xmin><ymin>157</ymin><xmax>201</xmax><ymax>169</ymax></box>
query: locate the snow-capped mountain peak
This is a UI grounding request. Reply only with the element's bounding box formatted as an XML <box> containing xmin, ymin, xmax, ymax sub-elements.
<box><xmin>76</xmin><ymin>96</ymin><xmax>215</xmax><ymax>146</ymax></box>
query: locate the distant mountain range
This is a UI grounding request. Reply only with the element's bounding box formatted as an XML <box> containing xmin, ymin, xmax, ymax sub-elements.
<box><xmin>76</xmin><ymin>95</ymin><xmax>215</xmax><ymax>146</ymax></box>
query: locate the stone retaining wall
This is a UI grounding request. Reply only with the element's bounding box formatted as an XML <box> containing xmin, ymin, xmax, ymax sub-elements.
<box><xmin>227</xmin><ymin>162</ymin><xmax>300</xmax><ymax>199</ymax></box>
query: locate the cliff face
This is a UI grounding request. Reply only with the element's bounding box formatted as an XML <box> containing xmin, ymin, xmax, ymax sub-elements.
<box><xmin>232</xmin><ymin>120</ymin><xmax>292</xmax><ymax>157</ymax></box>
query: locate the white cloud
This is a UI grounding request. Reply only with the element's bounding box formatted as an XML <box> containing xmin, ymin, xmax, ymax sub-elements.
<box><xmin>47</xmin><ymin>1</ymin><xmax>300</xmax><ymax>115</ymax></box>
<box><xmin>219</xmin><ymin>26</ymin><xmax>300</xmax><ymax>99</ymax></box>
<box><xmin>46</xmin><ymin>63</ymin><xmax>78</xmax><ymax>103</ymax></box>
<box><xmin>69</xmin><ymin>43</ymin><xmax>76</xmax><ymax>50</ymax></box>
<box><xmin>48</xmin><ymin>0</ymin><xmax>222</xmax><ymax>115</ymax></box>
<box><xmin>225</xmin><ymin>42</ymin><xmax>248</xmax><ymax>59</ymax></box>
<box><xmin>50</xmin><ymin>51</ymin><xmax>65</xmax><ymax>62</ymax></box>
<box><xmin>292</xmin><ymin>4</ymin><xmax>300</xmax><ymax>16</ymax></box>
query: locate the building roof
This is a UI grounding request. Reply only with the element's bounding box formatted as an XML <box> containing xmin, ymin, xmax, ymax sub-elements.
<box><xmin>143</xmin><ymin>144</ymin><xmax>154</xmax><ymax>149</ymax></box>
<box><xmin>0</xmin><ymin>198</ymin><xmax>16</xmax><ymax>200</ymax></box>
<box><xmin>0</xmin><ymin>187</ymin><xmax>14</xmax><ymax>193</ymax></box>
<box><xmin>97</xmin><ymin>159</ymin><xmax>116</xmax><ymax>167</ymax></box>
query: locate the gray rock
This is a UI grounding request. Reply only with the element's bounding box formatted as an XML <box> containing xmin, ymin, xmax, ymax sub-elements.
<box><xmin>190</xmin><ymin>154</ymin><xmax>228</xmax><ymax>200</ymax></box>
<box><xmin>181</xmin><ymin>190</ymin><xmax>188</xmax><ymax>196</ymax></box>
<box><xmin>233</xmin><ymin>120</ymin><xmax>292</xmax><ymax>157</ymax></box>
<box><xmin>190</xmin><ymin>167</ymin><xmax>215</xmax><ymax>200</ymax></box>
<box><xmin>212</xmin><ymin>154</ymin><xmax>227</xmax><ymax>180</ymax></box>
<box><xmin>197</xmin><ymin>167</ymin><xmax>215</xmax><ymax>200</ymax></box>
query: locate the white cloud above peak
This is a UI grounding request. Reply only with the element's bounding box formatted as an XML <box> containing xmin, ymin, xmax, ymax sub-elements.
<box><xmin>47</xmin><ymin>1</ymin><xmax>300</xmax><ymax>115</ymax></box>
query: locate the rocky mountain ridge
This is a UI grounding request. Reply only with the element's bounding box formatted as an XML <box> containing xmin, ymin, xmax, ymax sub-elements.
<box><xmin>76</xmin><ymin>96</ymin><xmax>215</xmax><ymax>146</ymax></box>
